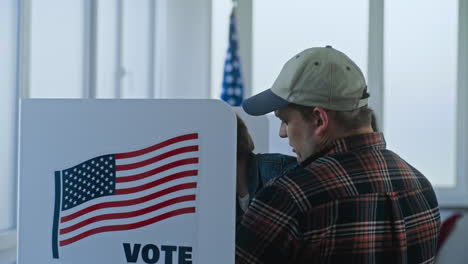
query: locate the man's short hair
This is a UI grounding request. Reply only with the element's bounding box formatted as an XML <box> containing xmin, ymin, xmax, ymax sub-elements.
<box><xmin>370</xmin><ymin>112</ymin><xmax>378</xmax><ymax>132</ymax></box>
<box><xmin>236</xmin><ymin>115</ymin><xmax>255</xmax><ymax>159</ymax></box>
<box><xmin>289</xmin><ymin>104</ymin><xmax>374</xmax><ymax>131</ymax></box>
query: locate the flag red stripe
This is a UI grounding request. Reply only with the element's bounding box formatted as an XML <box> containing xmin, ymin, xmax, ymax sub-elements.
<box><xmin>61</xmin><ymin>182</ymin><xmax>196</xmax><ymax>223</ymax></box>
<box><xmin>116</xmin><ymin>158</ymin><xmax>198</xmax><ymax>183</ymax></box>
<box><xmin>115</xmin><ymin>133</ymin><xmax>198</xmax><ymax>159</ymax></box>
<box><xmin>59</xmin><ymin>207</ymin><xmax>196</xmax><ymax>247</ymax></box>
<box><xmin>115</xmin><ymin>145</ymin><xmax>198</xmax><ymax>171</ymax></box>
<box><xmin>116</xmin><ymin>170</ymin><xmax>198</xmax><ymax>195</ymax></box>
<box><xmin>60</xmin><ymin>195</ymin><xmax>196</xmax><ymax>235</ymax></box>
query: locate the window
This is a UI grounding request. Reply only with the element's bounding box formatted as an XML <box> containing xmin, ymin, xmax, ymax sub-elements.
<box><xmin>211</xmin><ymin>0</ymin><xmax>467</xmax><ymax>206</ymax></box>
<box><xmin>383</xmin><ymin>0</ymin><xmax>468</xmax><ymax>206</ymax></box>
<box><xmin>384</xmin><ymin>0</ymin><xmax>458</xmax><ymax>188</ymax></box>
<box><xmin>95</xmin><ymin>0</ymin><xmax>212</xmax><ymax>99</ymax></box>
<box><xmin>0</xmin><ymin>0</ymin><xmax>18</xmax><ymax>232</ymax></box>
<box><xmin>95</xmin><ymin>0</ymin><xmax>119</xmax><ymax>98</ymax></box>
<box><xmin>251</xmin><ymin>0</ymin><xmax>369</xmax><ymax>95</ymax></box>
<box><xmin>29</xmin><ymin>0</ymin><xmax>85</xmax><ymax>98</ymax></box>
<box><xmin>27</xmin><ymin>0</ymin><xmax>157</xmax><ymax>99</ymax></box>
<box><xmin>2</xmin><ymin>0</ymin><xmax>212</xmax><ymax>237</ymax></box>
<box><xmin>2</xmin><ymin>1</ymin><xmax>211</xmax><ymax>262</ymax></box>
<box><xmin>96</xmin><ymin>0</ymin><xmax>156</xmax><ymax>98</ymax></box>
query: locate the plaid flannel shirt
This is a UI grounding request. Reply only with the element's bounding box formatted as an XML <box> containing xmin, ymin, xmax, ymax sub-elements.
<box><xmin>236</xmin><ymin>133</ymin><xmax>440</xmax><ymax>264</ymax></box>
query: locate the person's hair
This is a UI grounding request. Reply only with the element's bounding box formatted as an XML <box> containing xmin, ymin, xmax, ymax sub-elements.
<box><xmin>288</xmin><ymin>104</ymin><xmax>374</xmax><ymax>131</ymax></box>
<box><xmin>370</xmin><ymin>112</ymin><xmax>378</xmax><ymax>132</ymax></box>
<box><xmin>236</xmin><ymin>114</ymin><xmax>255</xmax><ymax>159</ymax></box>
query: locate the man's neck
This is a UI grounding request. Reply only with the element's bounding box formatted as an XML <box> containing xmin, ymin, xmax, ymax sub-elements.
<box><xmin>317</xmin><ymin>127</ymin><xmax>374</xmax><ymax>155</ymax></box>
<box><xmin>330</xmin><ymin>126</ymin><xmax>374</xmax><ymax>142</ymax></box>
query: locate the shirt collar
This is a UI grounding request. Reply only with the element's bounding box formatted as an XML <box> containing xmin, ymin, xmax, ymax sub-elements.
<box><xmin>299</xmin><ymin>132</ymin><xmax>386</xmax><ymax>167</ymax></box>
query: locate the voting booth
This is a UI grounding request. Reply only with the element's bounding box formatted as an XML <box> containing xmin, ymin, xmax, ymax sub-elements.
<box><xmin>18</xmin><ymin>99</ymin><xmax>236</xmax><ymax>263</ymax></box>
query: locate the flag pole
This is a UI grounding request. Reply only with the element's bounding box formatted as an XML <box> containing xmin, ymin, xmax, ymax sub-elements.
<box><xmin>52</xmin><ymin>171</ymin><xmax>61</xmax><ymax>258</ymax></box>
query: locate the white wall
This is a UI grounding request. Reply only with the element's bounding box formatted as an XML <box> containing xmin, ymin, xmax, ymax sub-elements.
<box><xmin>252</xmin><ymin>0</ymin><xmax>369</xmax><ymax>96</ymax></box>
<box><xmin>29</xmin><ymin>0</ymin><xmax>85</xmax><ymax>98</ymax></box>
<box><xmin>0</xmin><ymin>0</ymin><xmax>19</xmax><ymax>262</ymax></box>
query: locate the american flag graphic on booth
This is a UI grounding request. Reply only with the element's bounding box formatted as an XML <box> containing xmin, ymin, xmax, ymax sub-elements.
<box><xmin>52</xmin><ymin>133</ymin><xmax>199</xmax><ymax>259</ymax></box>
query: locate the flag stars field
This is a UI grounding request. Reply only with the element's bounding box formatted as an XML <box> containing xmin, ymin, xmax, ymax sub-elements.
<box><xmin>61</xmin><ymin>154</ymin><xmax>117</xmax><ymax>210</ymax></box>
<box><xmin>52</xmin><ymin>133</ymin><xmax>200</xmax><ymax>253</ymax></box>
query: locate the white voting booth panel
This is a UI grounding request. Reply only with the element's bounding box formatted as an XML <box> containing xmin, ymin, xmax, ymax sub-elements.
<box><xmin>233</xmin><ymin>107</ymin><xmax>294</xmax><ymax>156</ymax></box>
<box><xmin>18</xmin><ymin>99</ymin><xmax>236</xmax><ymax>264</ymax></box>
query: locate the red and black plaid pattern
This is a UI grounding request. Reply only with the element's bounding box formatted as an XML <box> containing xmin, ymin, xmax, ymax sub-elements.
<box><xmin>236</xmin><ymin>133</ymin><xmax>440</xmax><ymax>264</ymax></box>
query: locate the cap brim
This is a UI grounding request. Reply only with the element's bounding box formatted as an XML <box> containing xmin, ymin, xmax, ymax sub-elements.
<box><xmin>242</xmin><ymin>89</ymin><xmax>289</xmax><ymax>116</ymax></box>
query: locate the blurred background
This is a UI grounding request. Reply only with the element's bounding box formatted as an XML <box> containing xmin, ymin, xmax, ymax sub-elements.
<box><xmin>1</xmin><ymin>0</ymin><xmax>467</xmax><ymax>262</ymax></box>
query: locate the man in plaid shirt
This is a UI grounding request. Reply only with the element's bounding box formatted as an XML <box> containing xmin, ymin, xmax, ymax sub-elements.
<box><xmin>237</xmin><ymin>46</ymin><xmax>440</xmax><ymax>263</ymax></box>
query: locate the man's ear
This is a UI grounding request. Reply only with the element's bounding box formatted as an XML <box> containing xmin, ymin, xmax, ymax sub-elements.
<box><xmin>312</xmin><ymin>107</ymin><xmax>329</xmax><ymax>136</ymax></box>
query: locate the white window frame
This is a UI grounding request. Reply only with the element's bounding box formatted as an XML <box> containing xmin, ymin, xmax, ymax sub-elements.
<box><xmin>433</xmin><ymin>0</ymin><xmax>468</xmax><ymax>207</ymax></box>
<box><xmin>0</xmin><ymin>0</ymin><xmax>24</xmax><ymax>260</ymax></box>
<box><xmin>367</xmin><ymin>0</ymin><xmax>468</xmax><ymax>207</ymax></box>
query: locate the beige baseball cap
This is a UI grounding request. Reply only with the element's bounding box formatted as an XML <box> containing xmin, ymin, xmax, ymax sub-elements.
<box><xmin>242</xmin><ymin>46</ymin><xmax>369</xmax><ymax>116</ymax></box>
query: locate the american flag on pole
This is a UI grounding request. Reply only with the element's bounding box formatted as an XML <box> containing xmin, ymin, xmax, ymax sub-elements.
<box><xmin>52</xmin><ymin>133</ymin><xmax>199</xmax><ymax>259</ymax></box>
<box><xmin>221</xmin><ymin>10</ymin><xmax>244</xmax><ymax>106</ymax></box>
